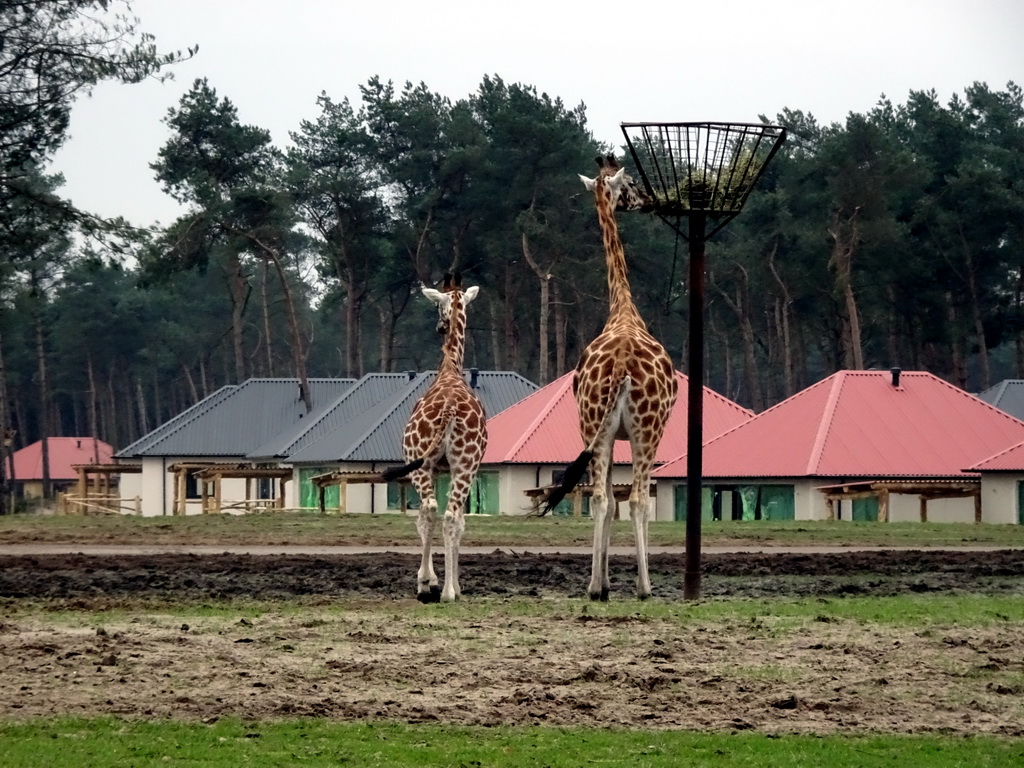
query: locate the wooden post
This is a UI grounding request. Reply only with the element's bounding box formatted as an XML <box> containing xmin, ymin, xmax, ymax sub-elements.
<box><xmin>919</xmin><ymin>496</ymin><xmax>928</xmax><ymax>523</ymax></box>
<box><xmin>76</xmin><ymin>468</ymin><xmax>87</xmax><ymax>504</ymax></box>
<box><xmin>318</xmin><ymin>482</ymin><xmax>326</xmax><ymax>514</ymax></box>
<box><xmin>878</xmin><ymin>488</ymin><xmax>889</xmax><ymax>523</ymax></box>
<box><xmin>213</xmin><ymin>475</ymin><xmax>222</xmax><ymax>514</ymax></box>
<box><xmin>400</xmin><ymin>482</ymin><xmax>408</xmax><ymax>515</ymax></box>
<box><xmin>134</xmin><ymin>496</ymin><xmax>142</xmax><ymax>516</ymax></box>
<box><xmin>974</xmin><ymin>490</ymin><xmax>982</xmax><ymax>524</ymax></box>
<box><xmin>826</xmin><ymin>497</ymin><xmax>835</xmax><ymax>520</ymax></box>
<box><xmin>201</xmin><ymin>476</ymin><xmax>209</xmax><ymax>514</ymax></box>
<box><xmin>338</xmin><ymin>478</ymin><xmax>347</xmax><ymax>514</ymax></box>
<box><xmin>572</xmin><ymin>487</ymin><xmax>582</xmax><ymax>518</ymax></box>
<box><xmin>245</xmin><ymin>477</ymin><xmax>252</xmax><ymax>513</ymax></box>
<box><xmin>174</xmin><ymin>470</ymin><xmax>185</xmax><ymax>516</ymax></box>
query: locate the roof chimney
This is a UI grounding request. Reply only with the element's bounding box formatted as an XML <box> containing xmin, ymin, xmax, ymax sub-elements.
<box><xmin>469</xmin><ymin>368</ymin><xmax>479</xmax><ymax>388</ymax></box>
<box><xmin>890</xmin><ymin>367</ymin><xmax>901</xmax><ymax>387</ymax></box>
<box><xmin>406</xmin><ymin>370</ymin><xmax>417</xmax><ymax>381</ymax></box>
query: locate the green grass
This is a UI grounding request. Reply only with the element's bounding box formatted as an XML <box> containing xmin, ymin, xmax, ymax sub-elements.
<box><xmin>3</xmin><ymin>511</ymin><xmax>1024</xmax><ymax>549</ymax></box>
<box><xmin>1</xmin><ymin>718</ymin><xmax>1020</xmax><ymax>767</ymax></box>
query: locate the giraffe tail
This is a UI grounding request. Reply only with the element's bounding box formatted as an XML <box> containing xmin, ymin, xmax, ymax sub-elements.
<box><xmin>377</xmin><ymin>405</ymin><xmax>456</xmax><ymax>482</ymax></box>
<box><xmin>379</xmin><ymin>458</ymin><xmax>424</xmax><ymax>482</ymax></box>
<box><xmin>538</xmin><ymin>373</ymin><xmax>631</xmax><ymax>516</ymax></box>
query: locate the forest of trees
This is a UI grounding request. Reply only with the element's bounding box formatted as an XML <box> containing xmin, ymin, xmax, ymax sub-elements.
<box><xmin>2</xmin><ymin>3</ymin><xmax>1024</xmax><ymax>489</ymax></box>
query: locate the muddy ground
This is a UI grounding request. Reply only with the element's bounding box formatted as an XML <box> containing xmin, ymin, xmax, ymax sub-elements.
<box><xmin>2</xmin><ymin>549</ymin><xmax>1024</xmax><ymax>734</ymax></box>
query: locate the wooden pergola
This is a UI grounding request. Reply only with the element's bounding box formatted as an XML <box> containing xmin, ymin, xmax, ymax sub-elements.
<box><xmin>168</xmin><ymin>462</ymin><xmax>292</xmax><ymax>515</ymax></box>
<box><xmin>523</xmin><ymin>482</ymin><xmax>655</xmax><ymax>518</ymax></box>
<box><xmin>818</xmin><ymin>478</ymin><xmax>982</xmax><ymax>523</ymax></box>
<box><xmin>310</xmin><ymin>470</ymin><xmax>411</xmax><ymax>514</ymax></box>
<box><xmin>63</xmin><ymin>462</ymin><xmax>143</xmax><ymax>515</ymax></box>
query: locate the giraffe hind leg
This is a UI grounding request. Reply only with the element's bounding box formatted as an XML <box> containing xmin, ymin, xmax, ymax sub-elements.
<box><xmin>409</xmin><ymin>468</ymin><xmax>441</xmax><ymax>603</ymax></box>
<box><xmin>587</xmin><ymin>451</ymin><xmax>614</xmax><ymax>601</ymax></box>
<box><xmin>441</xmin><ymin>469</ymin><xmax>474</xmax><ymax>602</ymax></box>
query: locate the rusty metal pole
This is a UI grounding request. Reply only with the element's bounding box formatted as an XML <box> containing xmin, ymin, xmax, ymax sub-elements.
<box><xmin>684</xmin><ymin>212</ymin><xmax>706</xmax><ymax>600</ymax></box>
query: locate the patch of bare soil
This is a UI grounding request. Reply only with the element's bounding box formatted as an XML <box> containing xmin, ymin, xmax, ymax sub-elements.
<box><xmin>1</xmin><ymin>550</ymin><xmax>1023</xmax><ymax>734</ymax></box>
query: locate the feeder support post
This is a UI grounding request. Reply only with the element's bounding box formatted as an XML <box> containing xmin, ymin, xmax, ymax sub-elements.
<box><xmin>684</xmin><ymin>212</ymin><xmax>706</xmax><ymax>600</ymax></box>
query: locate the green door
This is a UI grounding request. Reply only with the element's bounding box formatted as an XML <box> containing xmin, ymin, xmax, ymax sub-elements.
<box><xmin>673</xmin><ymin>485</ymin><xmax>713</xmax><ymax>522</ymax></box>
<box><xmin>298</xmin><ymin>467</ymin><xmax>339</xmax><ymax>510</ymax></box>
<box><xmin>469</xmin><ymin>471</ymin><xmax>499</xmax><ymax>515</ymax></box>
<box><xmin>761</xmin><ymin>485</ymin><xmax>796</xmax><ymax>521</ymax></box>
<box><xmin>852</xmin><ymin>496</ymin><xmax>879</xmax><ymax>522</ymax></box>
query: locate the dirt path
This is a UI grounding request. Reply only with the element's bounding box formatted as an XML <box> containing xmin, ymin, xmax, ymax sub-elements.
<box><xmin>2</xmin><ymin>549</ymin><xmax>1023</xmax><ymax>734</ymax></box>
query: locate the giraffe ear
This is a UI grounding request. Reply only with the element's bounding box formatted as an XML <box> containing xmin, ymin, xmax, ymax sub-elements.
<box><xmin>462</xmin><ymin>285</ymin><xmax>480</xmax><ymax>304</ymax></box>
<box><xmin>611</xmin><ymin>166</ymin><xmax>626</xmax><ymax>184</ymax></box>
<box><xmin>421</xmin><ymin>287</ymin><xmax>445</xmax><ymax>304</ymax></box>
<box><xmin>579</xmin><ymin>174</ymin><xmax>597</xmax><ymax>191</ymax></box>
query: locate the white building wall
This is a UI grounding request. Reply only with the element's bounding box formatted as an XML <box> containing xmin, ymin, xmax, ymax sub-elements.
<box><xmin>139</xmin><ymin>457</ymin><xmax>172</xmax><ymax>516</ymax></box>
<box><xmin>885</xmin><ymin>494</ymin><xmax>971</xmax><ymax>523</ymax></box>
<box><xmin>980</xmin><ymin>474</ymin><xmax>1019</xmax><ymax>525</ymax></box>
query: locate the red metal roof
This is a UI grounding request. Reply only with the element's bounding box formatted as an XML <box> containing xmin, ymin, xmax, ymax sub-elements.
<box><xmin>970</xmin><ymin>439</ymin><xmax>1024</xmax><ymax>471</ymax></box>
<box><xmin>653</xmin><ymin>370</ymin><xmax>1024</xmax><ymax>479</ymax></box>
<box><xmin>7</xmin><ymin>437</ymin><xmax>113</xmax><ymax>481</ymax></box>
<box><xmin>482</xmin><ymin>370</ymin><xmax>752</xmax><ymax>464</ymax></box>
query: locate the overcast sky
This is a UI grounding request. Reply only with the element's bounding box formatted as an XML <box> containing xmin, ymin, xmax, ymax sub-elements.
<box><xmin>47</xmin><ymin>0</ymin><xmax>1023</xmax><ymax>229</ymax></box>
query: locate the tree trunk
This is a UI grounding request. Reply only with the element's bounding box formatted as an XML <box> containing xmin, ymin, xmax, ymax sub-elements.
<box><xmin>260</xmin><ymin>259</ymin><xmax>275</xmax><ymax>377</ymax></box>
<box><xmin>489</xmin><ymin>301</ymin><xmax>502</xmax><ymax>371</ymax></box>
<box><xmin>948</xmin><ymin>296</ymin><xmax>968</xmax><ymax>388</ymax></box>
<box><xmin>503</xmin><ymin>265</ymin><xmax>519</xmax><ymax>371</ymax></box>
<box><xmin>227</xmin><ymin>251</ymin><xmax>248</xmax><ymax>383</ymax></box>
<box><xmin>767</xmin><ymin>245</ymin><xmax>795</xmax><ymax>398</ymax></box>
<box><xmin>710</xmin><ymin>267</ymin><xmax>764</xmax><ymax>412</ymax></box>
<box><xmin>135</xmin><ymin>377</ymin><xmax>149</xmax><ymax>437</ymax></box>
<box><xmin>0</xmin><ymin>324</ymin><xmax>11</xmax><ymax>514</ymax></box>
<box><xmin>32</xmin><ymin>282</ymin><xmax>52</xmax><ymax>499</ymax></box>
<box><xmin>521</xmin><ymin>233</ymin><xmax>551</xmax><ymax>384</ymax></box>
<box><xmin>960</xmin><ymin>231</ymin><xmax>990</xmax><ymax>390</ymax></box>
<box><xmin>552</xmin><ymin>280</ymin><xmax>567</xmax><ymax>378</ymax></box>
<box><xmin>1015</xmin><ymin>265</ymin><xmax>1024</xmax><ymax>377</ymax></box>
<box><xmin>86</xmin><ymin>354</ymin><xmax>99</xmax><ymax>442</ymax></box>
<box><xmin>345</xmin><ymin>278</ymin><xmax>360</xmax><ymax>378</ymax></box>
<box><xmin>828</xmin><ymin>208</ymin><xmax>864</xmax><ymax>370</ymax></box>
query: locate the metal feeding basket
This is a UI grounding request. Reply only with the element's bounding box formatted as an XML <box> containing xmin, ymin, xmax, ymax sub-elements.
<box><xmin>618</xmin><ymin>120</ymin><xmax>786</xmax><ymax>600</ymax></box>
<box><xmin>621</xmin><ymin>121</ymin><xmax>787</xmax><ymax>239</ymax></box>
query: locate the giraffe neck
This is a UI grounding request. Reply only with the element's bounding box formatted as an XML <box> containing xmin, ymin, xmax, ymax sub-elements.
<box><xmin>595</xmin><ymin>182</ymin><xmax>646</xmax><ymax>331</ymax></box>
<box><xmin>440</xmin><ymin>301</ymin><xmax>467</xmax><ymax>376</ymax></box>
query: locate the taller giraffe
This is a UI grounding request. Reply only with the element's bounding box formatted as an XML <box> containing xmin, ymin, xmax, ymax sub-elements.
<box><xmin>382</xmin><ymin>273</ymin><xmax>487</xmax><ymax>602</ymax></box>
<box><xmin>545</xmin><ymin>155</ymin><xmax>678</xmax><ymax>600</ymax></box>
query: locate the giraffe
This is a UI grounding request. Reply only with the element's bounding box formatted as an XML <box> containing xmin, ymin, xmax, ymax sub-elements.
<box><xmin>544</xmin><ymin>155</ymin><xmax>678</xmax><ymax>601</ymax></box>
<box><xmin>381</xmin><ymin>272</ymin><xmax>487</xmax><ymax>602</ymax></box>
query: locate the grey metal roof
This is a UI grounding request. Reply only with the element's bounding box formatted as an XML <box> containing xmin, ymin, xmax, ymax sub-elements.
<box><xmin>115</xmin><ymin>384</ymin><xmax>239</xmax><ymax>457</ymax></box>
<box><xmin>246</xmin><ymin>373</ymin><xmax>415</xmax><ymax>460</ymax></box>
<box><xmin>286</xmin><ymin>370</ymin><xmax>538</xmax><ymax>464</ymax></box>
<box><xmin>117</xmin><ymin>378</ymin><xmax>354</xmax><ymax>458</ymax></box>
<box><xmin>978</xmin><ymin>380</ymin><xmax>1024</xmax><ymax>422</ymax></box>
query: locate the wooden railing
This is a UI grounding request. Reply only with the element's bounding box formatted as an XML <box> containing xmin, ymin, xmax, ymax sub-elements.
<box><xmin>58</xmin><ymin>493</ymin><xmax>142</xmax><ymax>516</ymax></box>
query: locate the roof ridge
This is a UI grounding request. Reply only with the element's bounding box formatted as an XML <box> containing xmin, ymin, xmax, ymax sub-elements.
<box><xmin>806</xmin><ymin>371</ymin><xmax>845</xmax><ymax>474</ymax></box>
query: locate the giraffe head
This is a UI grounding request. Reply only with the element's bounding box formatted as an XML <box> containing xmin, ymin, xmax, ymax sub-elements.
<box><xmin>421</xmin><ymin>272</ymin><xmax>479</xmax><ymax>336</ymax></box>
<box><xmin>579</xmin><ymin>154</ymin><xmax>652</xmax><ymax>212</ymax></box>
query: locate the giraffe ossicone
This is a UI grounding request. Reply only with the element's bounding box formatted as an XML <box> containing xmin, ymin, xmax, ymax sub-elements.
<box><xmin>545</xmin><ymin>155</ymin><xmax>677</xmax><ymax>601</ymax></box>
<box><xmin>381</xmin><ymin>272</ymin><xmax>487</xmax><ymax>603</ymax></box>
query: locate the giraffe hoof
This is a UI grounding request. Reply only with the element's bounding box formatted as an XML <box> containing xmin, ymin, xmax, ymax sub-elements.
<box><xmin>589</xmin><ymin>589</ymin><xmax>610</xmax><ymax>602</ymax></box>
<box><xmin>417</xmin><ymin>585</ymin><xmax>442</xmax><ymax>603</ymax></box>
